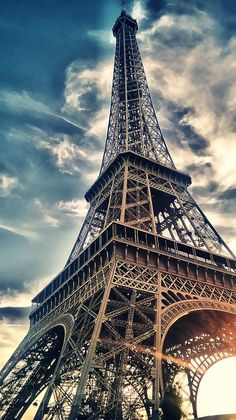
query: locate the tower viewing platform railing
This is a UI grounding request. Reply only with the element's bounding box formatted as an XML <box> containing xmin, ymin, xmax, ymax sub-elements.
<box><xmin>30</xmin><ymin>222</ymin><xmax>236</xmax><ymax>325</ymax></box>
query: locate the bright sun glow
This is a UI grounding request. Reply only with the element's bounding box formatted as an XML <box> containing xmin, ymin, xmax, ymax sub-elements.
<box><xmin>1</xmin><ymin>326</ymin><xmax>236</xmax><ymax>418</ymax></box>
<box><xmin>197</xmin><ymin>357</ymin><xmax>236</xmax><ymax>417</ymax></box>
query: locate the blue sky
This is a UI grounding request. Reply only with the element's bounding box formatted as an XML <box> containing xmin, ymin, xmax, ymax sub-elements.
<box><xmin>0</xmin><ymin>0</ymin><xmax>236</xmax><ymax>413</ymax></box>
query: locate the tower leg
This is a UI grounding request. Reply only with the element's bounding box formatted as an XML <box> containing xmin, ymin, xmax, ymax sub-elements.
<box><xmin>152</xmin><ymin>273</ymin><xmax>163</xmax><ymax>420</ymax></box>
<box><xmin>0</xmin><ymin>324</ymin><xmax>67</xmax><ymax>420</ymax></box>
<box><xmin>187</xmin><ymin>371</ymin><xmax>198</xmax><ymax>419</ymax></box>
<box><xmin>69</xmin><ymin>263</ymin><xmax>116</xmax><ymax>419</ymax></box>
<box><xmin>34</xmin><ymin>378</ymin><xmax>53</xmax><ymax>419</ymax></box>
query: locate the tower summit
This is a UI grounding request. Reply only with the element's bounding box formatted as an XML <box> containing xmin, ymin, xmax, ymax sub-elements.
<box><xmin>0</xmin><ymin>7</ymin><xmax>236</xmax><ymax>420</ymax></box>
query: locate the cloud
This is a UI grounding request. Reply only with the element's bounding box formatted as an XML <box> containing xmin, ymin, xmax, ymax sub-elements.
<box><xmin>37</xmin><ymin>133</ymin><xmax>102</xmax><ymax>177</ymax></box>
<box><xmin>132</xmin><ymin>0</ymin><xmax>148</xmax><ymax>22</ymax></box>
<box><xmin>0</xmin><ymin>174</ymin><xmax>19</xmax><ymax>197</ymax></box>
<box><xmin>0</xmin><ymin>307</ymin><xmax>30</xmax><ymax>322</ymax></box>
<box><xmin>0</xmin><ymin>90</ymin><xmax>51</xmax><ymax>115</ymax></box>
<box><xmin>62</xmin><ymin>59</ymin><xmax>112</xmax><ymax>139</ymax></box>
<box><xmin>56</xmin><ymin>198</ymin><xmax>89</xmax><ymax>218</ymax></box>
<box><xmin>132</xmin><ymin>4</ymin><xmax>236</xmax><ymax>255</ymax></box>
<box><xmin>218</xmin><ymin>187</ymin><xmax>236</xmax><ymax>201</ymax></box>
<box><xmin>141</xmin><ymin>23</ymin><xmax>235</xmax><ymax>142</ymax></box>
<box><xmin>0</xmin><ymin>223</ymin><xmax>38</xmax><ymax>240</ymax></box>
<box><xmin>38</xmin><ymin>135</ymin><xmax>88</xmax><ymax>175</ymax></box>
<box><xmin>0</xmin><ymin>89</ymin><xmax>87</xmax><ymax>132</ymax></box>
<box><xmin>139</xmin><ymin>10</ymin><xmax>236</xmax><ymax>183</ymax></box>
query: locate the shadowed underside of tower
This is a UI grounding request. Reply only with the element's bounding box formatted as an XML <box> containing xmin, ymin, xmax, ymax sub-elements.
<box><xmin>0</xmin><ymin>9</ymin><xmax>236</xmax><ymax>420</ymax></box>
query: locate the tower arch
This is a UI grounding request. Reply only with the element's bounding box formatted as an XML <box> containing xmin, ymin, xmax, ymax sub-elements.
<box><xmin>0</xmin><ymin>314</ymin><xmax>74</xmax><ymax>419</ymax></box>
<box><xmin>161</xmin><ymin>309</ymin><xmax>236</xmax><ymax>418</ymax></box>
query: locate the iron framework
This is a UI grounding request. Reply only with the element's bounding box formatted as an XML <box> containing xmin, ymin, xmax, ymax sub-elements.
<box><xmin>0</xmin><ymin>9</ymin><xmax>236</xmax><ymax>420</ymax></box>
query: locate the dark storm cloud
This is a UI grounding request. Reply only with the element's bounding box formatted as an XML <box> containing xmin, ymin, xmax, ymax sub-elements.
<box><xmin>216</xmin><ymin>189</ymin><xmax>236</xmax><ymax>214</ymax></box>
<box><xmin>178</xmin><ymin>123</ymin><xmax>209</xmax><ymax>155</ymax></box>
<box><xmin>159</xmin><ymin>102</ymin><xmax>209</xmax><ymax>155</ymax></box>
<box><xmin>185</xmin><ymin>162</ymin><xmax>214</xmax><ymax>175</ymax></box>
<box><xmin>213</xmin><ymin>187</ymin><xmax>236</xmax><ymax>217</ymax></box>
<box><xmin>191</xmin><ymin>182</ymin><xmax>219</xmax><ymax>198</ymax></box>
<box><xmin>0</xmin><ymin>307</ymin><xmax>30</xmax><ymax>322</ymax></box>
<box><xmin>218</xmin><ymin>187</ymin><xmax>236</xmax><ymax>201</ymax></box>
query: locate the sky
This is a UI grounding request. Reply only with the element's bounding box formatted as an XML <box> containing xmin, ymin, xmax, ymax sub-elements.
<box><xmin>0</xmin><ymin>0</ymin><xmax>236</xmax><ymax>417</ymax></box>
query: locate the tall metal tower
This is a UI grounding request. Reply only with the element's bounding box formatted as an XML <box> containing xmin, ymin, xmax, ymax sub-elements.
<box><xmin>1</xmin><ymin>9</ymin><xmax>236</xmax><ymax>420</ymax></box>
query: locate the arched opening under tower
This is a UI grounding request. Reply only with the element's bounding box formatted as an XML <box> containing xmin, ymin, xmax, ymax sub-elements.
<box><xmin>162</xmin><ymin>310</ymin><xmax>236</xmax><ymax>419</ymax></box>
<box><xmin>0</xmin><ymin>324</ymin><xmax>65</xmax><ymax>420</ymax></box>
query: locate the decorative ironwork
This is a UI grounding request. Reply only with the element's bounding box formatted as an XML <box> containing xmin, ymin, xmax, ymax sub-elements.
<box><xmin>0</xmin><ymin>8</ymin><xmax>236</xmax><ymax>420</ymax></box>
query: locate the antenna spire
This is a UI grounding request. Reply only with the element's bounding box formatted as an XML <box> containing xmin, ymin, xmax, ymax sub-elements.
<box><xmin>121</xmin><ymin>0</ymin><xmax>126</xmax><ymax>11</ymax></box>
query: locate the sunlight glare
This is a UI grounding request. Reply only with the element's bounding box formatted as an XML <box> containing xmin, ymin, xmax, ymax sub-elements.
<box><xmin>197</xmin><ymin>357</ymin><xmax>236</xmax><ymax>417</ymax></box>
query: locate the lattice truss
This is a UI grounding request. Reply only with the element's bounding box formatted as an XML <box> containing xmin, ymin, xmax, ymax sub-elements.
<box><xmin>100</xmin><ymin>12</ymin><xmax>174</xmax><ymax>172</ymax></box>
<box><xmin>0</xmin><ymin>328</ymin><xmax>64</xmax><ymax>419</ymax></box>
<box><xmin>68</xmin><ymin>163</ymin><xmax>232</xmax><ymax>263</ymax></box>
<box><xmin>1</xmin><ymin>261</ymin><xmax>236</xmax><ymax>419</ymax></box>
<box><xmin>1</xmin><ymin>9</ymin><xmax>236</xmax><ymax>420</ymax></box>
<box><xmin>163</xmin><ymin>318</ymin><xmax>236</xmax><ymax>418</ymax></box>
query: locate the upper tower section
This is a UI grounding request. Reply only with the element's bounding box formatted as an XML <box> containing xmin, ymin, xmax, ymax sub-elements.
<box><xmin>101</xmin><ymin>10</ymin><xmax>175</xmax><ymax>172</ymax></box>
<box><xmin>113</xmin><ymin>10</ymin><xmax>138</xmax><ymax>36</ymax></box>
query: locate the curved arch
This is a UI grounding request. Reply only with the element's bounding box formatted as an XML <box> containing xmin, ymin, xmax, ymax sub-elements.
<box><xmin>161</xmin><ymin>299</ymin><xmax>236</xmax><ymax>347</ymax></box>
<box><xmin>0</xmin><ymin>314</ymin><xmax>74</xmax><ymax>419</ymax></box>
<box><xmin>0</xmin><ymin>313</ymin><xmax>74</xmax><ymax>383</ymax></box>
<box><xmin>161</xmin><ymin>305</ymin><xmax>236</xmax><ymax>419</ymax></box>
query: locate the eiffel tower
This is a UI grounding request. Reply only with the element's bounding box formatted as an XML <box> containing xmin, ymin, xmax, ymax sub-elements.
<box><xmin>1</xmin><ymin>7</ymin><xmax>236</xmax><ymax>420</ymax></box>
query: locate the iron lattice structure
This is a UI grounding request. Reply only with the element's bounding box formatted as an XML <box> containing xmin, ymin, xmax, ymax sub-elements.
<box><xmin>0</xmin><ymin>10</ymin><xmax>236</xmax><ymax>420</ymax></box>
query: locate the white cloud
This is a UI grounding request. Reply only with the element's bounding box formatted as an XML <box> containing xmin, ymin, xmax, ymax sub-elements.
<box><xmin>137</xmin><ymin>12</ymin><xmax>236</xmax><ymax>248</ymax></box>
<box><xmin>0</xmin><ymin>89</ymin><xmax>86</xmax><ymax>131</ymax></box>
<box><xmin>39</xmin><ymin>135</ymin><xmax>86</xmax><ymax>172</ymax></box>
<box><xmin>139</xmin><ymin>11</ymin><xmax>236</xmax><ymax>190</ymax></box>
<box><xmin>0</xmin><ymin>223</ymin><xmax>38</xmax><ymax>240</ymax></box>
<box><xmin>37</xmin><ymin>133</ymin><xmax>102</xmax><ymax>176</ymax></box>
<box><xmin>0</xmin><ymin>290</ymin><xmax>32</xmax><ymax>308</ymax></box>
<box><xmin>56</xmin><ymin>198</ymin><xmax>88</xmax><ymax>218</ymax></box>
<box><xmin>62</xmin><ymin>60</ymin><xmax>113</xmax><ymax>137</ymax></box>
<box><xmin>0</xmin><ymin>174</ymin><xmax>18</xmax><ymax>197</ymax></box>
<box><xmin>33</xmin><ymin>198</ymin><xmax>59</xmax><ymax>228</ymax></box>
<box><xmin>132</xmin><ymin>0</ymin><xmax>148</xmax><ymax>22</ymax></box>
<box><xmin>87</xmin><ymin>106</ymin><xmax>109</xmax><ymax>140</ymax></box>
<box><xmin>0</xmin><ymin>90</ymin><xmax>51</xmax><ymax>114</ymax></box>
